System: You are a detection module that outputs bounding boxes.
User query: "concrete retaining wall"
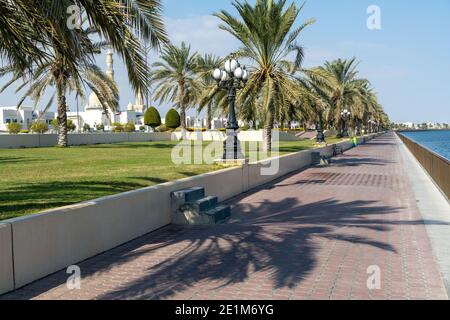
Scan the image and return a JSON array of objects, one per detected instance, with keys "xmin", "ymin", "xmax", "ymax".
[
  {"xmin": 0, "ymin": 133, "xmax": 383, "ymax": 295},
  {"xmin": 0, "ymin": 223, "xmax": 14, "ymax": 294},
  {"xmin": 0, "ymin": 132, "xmax": 173, "ymax": 149}
]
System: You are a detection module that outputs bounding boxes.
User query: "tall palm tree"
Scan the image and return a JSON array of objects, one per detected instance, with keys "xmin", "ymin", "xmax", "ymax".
[
  {"xmin": 151, "ymin": 42, "xmax": 201, "ymax": 129},
  {"xmin": 319, "ymin": 58, "xmax": 367, "ymax": 136},
  {"xmin": 0, "ymin": 0, "xmax": 168, "ymax": 146},
  {"xmin": 215, "ymin": 0, "xmax": 315, "ymax": 151}
]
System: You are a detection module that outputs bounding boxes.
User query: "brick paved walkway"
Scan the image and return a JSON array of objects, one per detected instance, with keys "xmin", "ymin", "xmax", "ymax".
[{"xmin": 2, "ymin": 133, "xmax": 448, "ymax": 300}]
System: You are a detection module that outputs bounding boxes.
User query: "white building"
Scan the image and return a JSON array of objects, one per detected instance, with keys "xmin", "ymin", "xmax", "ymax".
[{"xmin": 0, "ymin": 106, "xmax": 55, "ymax": 132}]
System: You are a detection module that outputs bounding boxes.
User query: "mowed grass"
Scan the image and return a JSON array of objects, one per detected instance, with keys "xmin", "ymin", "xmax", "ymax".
[{"xmin": 0, "ymin": 137, "xmax": 345, "ymax": 220}]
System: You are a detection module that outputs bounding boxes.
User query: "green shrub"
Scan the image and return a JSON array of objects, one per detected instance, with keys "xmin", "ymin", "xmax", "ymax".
[
  {"xmin": 144, "ymin": 107, "xmax": 161, "ymax": 129},
  {"xmin": 139, "ymin": 125, "xmax": 146, "ymax": 132},
  {"xmin": 165, "ymin": 108, "xmax": 181, "ymax": 129},
  {"xmin": 186, "ymin": 127, "xmax": 206, "ymax": 132},
  {"xmin": 51, "ymin": 119, "xmax": 59, "ymax": 130},
  {"xmin": 83, "ymin": 123, "xmax": 91, "ymax": 132},
  {"xmin": 20, "ymin": 130, "xmax": 29, "ymax": 134},
  {"xmin": 112, "ymin": 122, "xmax": 124, "ymax": 133},
  {"xmin": 156, "ymin": 125, "xmax": 168, "ymax": 133},
  {"xmin": 96, "ymin": 123, "xmax": 105, "ymax": 132},
  {"xmin": 7, "ymin": 122, "xmax": 21, "ymax": 134},
  {"xmin": 51, "ymin": 119, "xmax": 76, "ymax": 132},
  {"xmin": 67, "ymin": 120, "xmax": 76, "ymax": 132},
  {"xmin": 30, "ymin": 121, "xmax": 49, "ymax": 134},
  {"xmin": 124, "ymin": 122, "xmax": 136, "ymax": 132}
]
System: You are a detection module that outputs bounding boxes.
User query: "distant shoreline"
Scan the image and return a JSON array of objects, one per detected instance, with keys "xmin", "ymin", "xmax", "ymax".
[{"xmin": 397, "ymin": 129, "xmax": 450, "ymax": 133}]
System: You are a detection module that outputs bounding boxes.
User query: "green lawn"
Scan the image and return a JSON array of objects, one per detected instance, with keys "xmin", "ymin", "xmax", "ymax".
[{"xmin": 0, "ymin": 137, "xmax": 345, "ymax": 220}]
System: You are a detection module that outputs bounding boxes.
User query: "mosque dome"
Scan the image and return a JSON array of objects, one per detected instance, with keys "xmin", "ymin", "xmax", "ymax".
[{"xmin": 86, "ymin": 92, "xmax": 102, "ymax": 110}]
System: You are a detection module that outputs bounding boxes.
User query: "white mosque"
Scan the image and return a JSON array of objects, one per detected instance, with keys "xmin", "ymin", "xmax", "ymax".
[{"xmin": 67, "ymin": 51, "xmax": 146, "ymax": 131}]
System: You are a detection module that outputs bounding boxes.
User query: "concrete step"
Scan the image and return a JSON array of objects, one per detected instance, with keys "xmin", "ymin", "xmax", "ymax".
[
  {"xmin": 204, "ymin": 205, "xmax": 231, "ymax": 224},
  {"xmin": 171, "ymin": 187, "xmax": 205, "ymax": 206},
  {"xmin": 181, "ymin": 196, "xmax": 219, "ymax": 213}
]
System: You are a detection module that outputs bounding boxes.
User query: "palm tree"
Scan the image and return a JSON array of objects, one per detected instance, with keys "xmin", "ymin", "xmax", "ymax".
[
  {"xmin": 0, "ymin": 28, "xmax": 119, "ymax": 134},
  {"xmin": 0, "ymin": 0, "xmax": 168, "ymax": 146},
  {"xmin": 151, "ymin": 42, "xmax": 201, "ymax": 129},
  {"xmin": 319, "ymin": 58, "xmax": 368, "ymax": 136},
  {"xmin": 215, "ymin": 0, "xmax": 315, "ymax": 151}
]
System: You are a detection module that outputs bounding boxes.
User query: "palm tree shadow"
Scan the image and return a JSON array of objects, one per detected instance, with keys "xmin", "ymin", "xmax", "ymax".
[
  {"xmin": 4, "ymin": 195, "xmax": 449, "ymax": 301},
  {"xmin": 91, "ymin": 197, "xmax": 406, "ymax": 300}
]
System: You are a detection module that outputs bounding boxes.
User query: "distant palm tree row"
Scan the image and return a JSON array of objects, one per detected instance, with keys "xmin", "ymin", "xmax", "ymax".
[
  {"xmin": 151, "ymin": 0, "xmax": 389, "ymax": 151},
  {"xmin": 0, "ymin": 0, "xmax": 389, "ymax": 150}
]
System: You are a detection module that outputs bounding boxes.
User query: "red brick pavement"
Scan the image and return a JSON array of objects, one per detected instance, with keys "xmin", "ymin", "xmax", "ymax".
[{"xmin": 2, "ymin": 133, "xmax": 448, "ymax": 300}]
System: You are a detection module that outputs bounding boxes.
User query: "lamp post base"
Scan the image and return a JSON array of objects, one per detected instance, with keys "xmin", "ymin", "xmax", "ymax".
[
  {"xmin": 316, "ymin": 127, "xmax": 326, "ymax": 143},
  {"xmin": 222, "ymin": 129, "xmax": 245, "ymax": 160}
]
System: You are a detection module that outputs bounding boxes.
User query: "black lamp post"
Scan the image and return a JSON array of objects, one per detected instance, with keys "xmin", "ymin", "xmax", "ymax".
[
  {"xmin": 316, "ymin": 122, "xmax": 326, "ymax": 143},
  {"xmin": 368, "ymin": 120, "xmax": 374, "ymax": 133},
  {"xmin": 340, "ymin": 109, "xmax": 351, "ymax": 138},
  {"xmin": 213, "ymin": 59, "xmax": 249, "ymax": 160}
]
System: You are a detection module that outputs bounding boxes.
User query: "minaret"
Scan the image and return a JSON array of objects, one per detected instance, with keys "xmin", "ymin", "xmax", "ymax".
[
  {"xmin": 106, "ymin": 50, "xmax": 114, "ymax": 80},
  {"xmin": 134, "ymin": 90, "xmax": 145, "ymax": 113}
]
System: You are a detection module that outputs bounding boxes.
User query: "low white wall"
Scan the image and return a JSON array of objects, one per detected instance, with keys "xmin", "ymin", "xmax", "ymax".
[
  {"xmin": 0, "ymin": 223, "xmax": 14, "ymax": 294},
  {"xmin": 0, "ymin": 132, "xmax": 173, "ymax": 149},
  {"xmin": 171, "ymin": 130, "xmax": 300, "ymax": 142},
  {"xmin": 0, "ymin": 133, "xmax": 384, "ymax": 295}
]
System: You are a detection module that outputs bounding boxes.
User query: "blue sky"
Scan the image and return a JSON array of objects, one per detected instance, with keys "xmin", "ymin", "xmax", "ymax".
[{"xmin": 1, "ymin": 0, "xmax": 450, "ymax": 123}]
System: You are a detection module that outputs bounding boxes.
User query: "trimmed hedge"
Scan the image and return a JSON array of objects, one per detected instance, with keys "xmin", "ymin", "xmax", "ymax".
[
  {"xmin": 144, "ymin": 107, "xmax": 162, "ymax": 129},
  {"xmin": 165, "ymin": 108, "xmax": 181, "ymax": 129}
]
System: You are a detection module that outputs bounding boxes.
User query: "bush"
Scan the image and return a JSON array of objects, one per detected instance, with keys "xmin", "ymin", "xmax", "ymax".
[
  {"xmin": 7, "ymin": 122, "xmax": 21, "ymax": 134},
  {"xmin": 144, "ymin": 107, "xmax": 162, "ymax": 129},
  {"xmin": 186, "ymin": 127, "xmax": 206, "ymax": 132},
  {"xmin": 124, "ymin": 122, "xmax": 136, "ymax": 132},
  {"xmin": 67, "ymin": 120, "xmax": 76, "ymax": 132},
  {"xmin": 51, "ymin": 119, "xmax": 76, "ymax": 132},
  {"xmin": 165, "ymin": 108, "xmax": 181, "ymax": 129},
  {"xmin": 139, "ymin": 125, "xmax": 146, "ymax": 132},
  {"xmin": 83, "ymin": 123, "xmax": 91, "ymax": 132},
  {"xmin": 30, "ymin": 121, "xmax": 49, "ymax": 134},
  {"xmin": 112, "ymin": 122, "xmax": 124, "ymax": 133},
  {"xmin": 156, "ymin": 125, "xmax": 168, "ymax": 133},
  {"xmin": 96, "ymin": 123, "xmax": 105, "ymax": 132},
  {"xmin": 20, "ymin": 130, "xmax": 29, "ymax": 134}
]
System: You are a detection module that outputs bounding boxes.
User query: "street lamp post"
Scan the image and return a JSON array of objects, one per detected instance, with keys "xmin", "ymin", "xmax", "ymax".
[
  {"xmin": 213, "ymin": 59, "xmax": 249, "ymax": 160},
  {"xmin": 316, "ymin": 122, "xmax": 326, "ymax": 143},
  {"xmin": 368, "ymin": 120, "xmax": 374, "ymax": 133},
  {"xmin": 340, "ymin": 109, "xmax": 351, "ymax": 138}
]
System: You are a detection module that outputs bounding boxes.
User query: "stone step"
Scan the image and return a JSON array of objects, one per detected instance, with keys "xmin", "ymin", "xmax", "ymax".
[
  {"xmin": 204, "ymin": 205, "xmax": 231, "ymax": 224},
  {"xmin": 171, "ymin": 187, "xmax": 205, "ymax": 206},
  {"xmin": 181, "ymin": 196, "xmax": 219, "ymax": 213}
]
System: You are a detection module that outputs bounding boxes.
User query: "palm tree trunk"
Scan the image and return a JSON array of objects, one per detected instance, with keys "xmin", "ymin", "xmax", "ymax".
[
  {"xmin": 206, "ymin": 104, "xmax": 212, "ymax": 130},
  {"xmin": 56, "ymin": 75, "xmax": 68, "ymax": 147},
  {"xmin": 180, "ymin": 106, "xmax": 186, "ymax": 129},
  {"xmin": 263, "ymin": 113, "xmax": 274, "ymax": 152},
  {"xmin": 178, "ymin": 81, "xmax": 187, "ymax": 129}
]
